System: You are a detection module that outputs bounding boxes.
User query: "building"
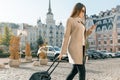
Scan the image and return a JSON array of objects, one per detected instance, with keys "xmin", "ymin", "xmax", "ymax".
[
  {"xmin": 36, "ymin": 0, "xmax": 64, "ymax": 47},
  {"xmin": 86, "ymin": 5, "xmax": 120, "ymax": 52},
  {"xmin": 0, "ymin": 0, "xmax": 64, "ymax": 49}
]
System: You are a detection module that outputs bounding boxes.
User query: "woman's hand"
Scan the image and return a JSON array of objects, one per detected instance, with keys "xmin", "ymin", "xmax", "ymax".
[
  {"xmin": 57, "ymin": 54, "xmax": 63, "ymax": 61},
  {"xmin": 90, "ymin": 25, "xmax": 96, "ymax": 31},
  {"xmin": 86, "ymin": 25, "xmax": 97, "ymax": 37}
]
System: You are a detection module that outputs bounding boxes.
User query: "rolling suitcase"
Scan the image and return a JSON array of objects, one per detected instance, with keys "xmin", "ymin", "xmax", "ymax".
[{"xmin": 29, "ymin": 59, "xmax": 60, "ymax": 80}]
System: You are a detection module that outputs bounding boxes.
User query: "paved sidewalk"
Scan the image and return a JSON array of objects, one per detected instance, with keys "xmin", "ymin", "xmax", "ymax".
[{"xmin": 0, "ymin": 58, "xmax": 120, "ymax": 80}]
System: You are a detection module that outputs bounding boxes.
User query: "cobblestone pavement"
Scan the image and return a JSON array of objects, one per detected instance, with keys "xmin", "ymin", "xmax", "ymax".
[{"xmin": 0, "ymin": 58, "xmax": 120, "ymax": 80}]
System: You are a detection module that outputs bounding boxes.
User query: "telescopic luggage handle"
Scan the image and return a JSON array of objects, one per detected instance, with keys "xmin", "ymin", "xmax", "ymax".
[{"xmin": 47, "ymin": 58, "xmax": 60, "ymax": 75}]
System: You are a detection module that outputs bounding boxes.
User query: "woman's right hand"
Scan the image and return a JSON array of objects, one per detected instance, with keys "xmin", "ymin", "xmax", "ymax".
[{"xmin": 57, "ymin": 54, "xmax": 63, "ymax": 61}]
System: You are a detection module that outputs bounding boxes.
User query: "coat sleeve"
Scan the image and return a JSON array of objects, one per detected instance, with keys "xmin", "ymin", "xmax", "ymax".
[{"xmin": 60, "ymin": 18, "xmax": 72, "ymax": 55}]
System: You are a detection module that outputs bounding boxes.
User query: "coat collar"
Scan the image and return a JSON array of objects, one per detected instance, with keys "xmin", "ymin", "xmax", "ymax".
[{"xmin": 75, "ymin": 17, "xmax": 85, "ymax": 25}]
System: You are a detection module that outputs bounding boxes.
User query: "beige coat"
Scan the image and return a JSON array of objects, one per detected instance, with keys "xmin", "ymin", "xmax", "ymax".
[{"xmin": 61, "ymin": 17, "xmax": 92, "ymax": 64}]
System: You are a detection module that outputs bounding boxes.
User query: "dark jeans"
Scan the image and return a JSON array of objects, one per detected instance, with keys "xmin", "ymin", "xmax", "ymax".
[
  {"xmin": 66, "ymin": 64, "xmax": 86, "ymax": 80},
  {"xmin": 66, "ymin": 46, "xmax": 86, "ymax": 80}
]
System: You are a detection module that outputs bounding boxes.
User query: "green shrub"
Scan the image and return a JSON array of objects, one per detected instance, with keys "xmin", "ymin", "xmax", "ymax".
[
  {"xmin": 0, "ymin": 53, "xmax": 10, "ymax": 58},
  {"xmin": 0, "ymin": 53, "xmax": 37, "ymax": 58},
  {"xmin": 0, "ymin": 48, "xmax": 3, "ymax": 53}
]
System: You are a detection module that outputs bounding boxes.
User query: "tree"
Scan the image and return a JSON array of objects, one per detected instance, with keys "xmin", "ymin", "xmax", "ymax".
[
  {"xmin": 2, "ymin": 26, "xmax": 12, "ymax": 46},
  {"xmin": 37, "ymin": 36, "xmax": 44, "ymax": 48},
  {"xmin": 30, "ymin": 43, "xmax": 34, "ymax": 50},
  {"xmin": 0, "ymin": 34, "xmax": 2, "ymax": 44}
]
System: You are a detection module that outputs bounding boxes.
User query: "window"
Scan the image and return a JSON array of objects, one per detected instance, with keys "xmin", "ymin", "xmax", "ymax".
[
  {"xmin": 110, "ymin": 40, "xmax": 113, "ymax": 44},
  {"xmin": 108, "ymin": 19, "xmax": 111, "ymax": 23},
  {"xmin": 102, "ymin": 26, "xmax": 107, "ymax": 31},
  {"xmin": 50, "ymin": 26, "xmax": 53, "ymax": 30},
  {"xmin": 91, "ymin": 42, "xmax": 94, "ymax": 45},
  {"xmin": 117, "ymin": 23, "xmax": 120, "ymax": 28},
  {"xmin": 50, "ymin": 30, "xmax": 53, "ymax": 34},
  {"xmin": 108, "ymin": 25, "xmax": 113, "ymax": 30},
  {"xmin": 109, "ymin": 18, "xmax": 113, "ymax": 22},
  {"xmin": 104, "ymin": 35, "xmax": 106, "ymax": 37},
  {"xmin": 99, "ymin": 21, "xmax": 102, "ymax": 24},
  {"xmin": 97, "ymin": 27, "xmax": 101, "ymax": 32},
  {"xmin": 56, "ymin": 32, "xmax": 58, "ymax": 34},
  {"xmin": 96, "ymin": 21, "xmax": 102, "ymax": 25},
  {"xmin": 49, "ymin": 47, "xmax": 54, "ymax": 51},
  {"xmin": 109, "ymin": 34, "xmax": 112, "ymax": 37},
  {"xmin": 119, "ymin": 48, "xmax": 120, "ymax": 51},
  {"xmin": 117, "ymin": 16, "xmax": 120, "ymax": 21},
  {"xmin": 118, "ymin": 39, "xmax": 120, "ymax": 43},
  {"xmin": 56, "ymin": 39, "xmax": 58, "ymax": 42},
  {"xmin": 98, "ymin": 41, "xmax": 101, "ymax": 44},
  {"xmin": 103, "ymin": 20, "xmax": 107, "ymax": 24},
  {"xmin": 110, "ymin": 48, "xmax": 112, "ymax": 52},
  {"xmin": 104, "ymin": 41, "xmax": 107, "ymax": 44},
  {"xmin": 118, "ymin": 33, "xmax": 120, "ymax": 35}
]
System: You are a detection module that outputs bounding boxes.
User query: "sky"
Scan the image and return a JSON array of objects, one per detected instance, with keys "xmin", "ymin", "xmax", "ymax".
[{"xmin": 0, "ymin": 0, "xmax": 120, "ymax": 26}]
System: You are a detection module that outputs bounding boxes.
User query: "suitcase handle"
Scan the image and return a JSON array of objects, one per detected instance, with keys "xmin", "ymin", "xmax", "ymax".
[{"xmin": 47, "ymin": 58, "xmax": 60, "ymax": 75}]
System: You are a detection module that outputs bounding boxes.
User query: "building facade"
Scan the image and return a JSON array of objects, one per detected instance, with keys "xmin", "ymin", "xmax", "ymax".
[
  {"xmin": 0, "ymin": 0, "xmax": 64, "ymax": 50},
  {"xmin": 86, "ymin": 5, "xmax": 120, "ymax": 52},
  {"xmin": 36, "ymin": 0, "xmax": 64, "ymax": 47}
]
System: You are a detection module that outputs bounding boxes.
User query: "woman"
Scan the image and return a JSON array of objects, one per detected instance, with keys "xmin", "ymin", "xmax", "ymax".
[{"xmin": 58, "ymin": 2, "xmax": 96, "ymax": 80}]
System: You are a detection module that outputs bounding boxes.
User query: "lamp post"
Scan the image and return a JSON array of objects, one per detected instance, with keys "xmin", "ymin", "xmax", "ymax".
[{"xmin": 19, "ymin": 33, "xmax": 22, "ymax": 58}]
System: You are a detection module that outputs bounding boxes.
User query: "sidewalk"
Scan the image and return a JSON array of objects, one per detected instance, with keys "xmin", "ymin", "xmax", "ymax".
[
  {"xmin": 0, "ymin": 58, "xmax": 120, "ymax": 80},
  {"xmin": 0, "ymin": 58, "xmax": 9, "ymax": 64}
]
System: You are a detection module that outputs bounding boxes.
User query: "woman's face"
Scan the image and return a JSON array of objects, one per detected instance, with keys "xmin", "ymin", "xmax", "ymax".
[{"xmin": 79, "ymin": 7, "xmax": 85, "ymax": 18}]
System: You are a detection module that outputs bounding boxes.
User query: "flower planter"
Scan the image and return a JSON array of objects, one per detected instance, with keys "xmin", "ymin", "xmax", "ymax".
[
  {"xmin": 9, "ymin": 59, "xmax": 20, "ymax": 67},
  {"xmin": 40, "ymin": 59, "xmax": 48, "ymax": 65},
  {"xmin": 25, "ymin": 56, "xmax": 32, "ymax": 62},
  {"xmin": 0, "ymin": 64, "xmax": 5, "ymax": 68}
]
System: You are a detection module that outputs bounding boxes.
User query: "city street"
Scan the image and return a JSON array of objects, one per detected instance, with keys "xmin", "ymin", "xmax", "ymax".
[{"xmin": 0, "ymin": 58, "xmax": 120, "ymax": 80}]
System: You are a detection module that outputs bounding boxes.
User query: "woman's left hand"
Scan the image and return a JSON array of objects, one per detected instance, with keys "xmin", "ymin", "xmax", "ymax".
[{"xmin": 90, "ymin": 25, "xmax": 96, "ymax": 31}]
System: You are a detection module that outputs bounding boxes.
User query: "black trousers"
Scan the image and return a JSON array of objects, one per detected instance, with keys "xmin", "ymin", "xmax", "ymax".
[
  {"xmin": 66, "ymin": 46, "xmax": 86, "ymax": 80},
  {"xmin": 66, "ymin": 64, "xmax": 86, "ymax": 80}
]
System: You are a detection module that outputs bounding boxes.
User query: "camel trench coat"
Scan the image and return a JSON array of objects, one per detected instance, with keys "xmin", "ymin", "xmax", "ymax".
[{"xmin": 61, "ymin": 17, "xmax": 92, "ymax": 64}]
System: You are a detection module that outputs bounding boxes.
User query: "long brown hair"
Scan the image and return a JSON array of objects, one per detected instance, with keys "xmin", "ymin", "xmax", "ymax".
[{"xmin": 70, "ymin": 3, "xmax": 86, "ymax": 20}]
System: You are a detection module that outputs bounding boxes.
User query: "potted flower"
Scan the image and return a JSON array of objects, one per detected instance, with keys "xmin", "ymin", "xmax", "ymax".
[
  {"xmin": 9, "ymin": 36, "xmax": 21, "ymax": 67},
  {"xmin": 25, "ymin": 42, "xmax": 32, "ymax": 62}
]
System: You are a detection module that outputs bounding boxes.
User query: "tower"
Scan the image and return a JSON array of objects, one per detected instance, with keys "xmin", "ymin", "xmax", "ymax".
[{"xmin": 46, "ymin": 0, "xmax": 55, "ymax": 25}]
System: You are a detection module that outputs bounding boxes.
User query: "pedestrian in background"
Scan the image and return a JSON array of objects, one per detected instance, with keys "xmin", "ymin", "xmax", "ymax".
[{"xmin": 58, "ymin": 2, "xmax": 96, "ymax": 80}]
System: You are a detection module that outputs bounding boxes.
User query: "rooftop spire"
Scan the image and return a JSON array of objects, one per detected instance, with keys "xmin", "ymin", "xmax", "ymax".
[{"xmin": 47, "ymin": 0, "xmax": 53, "ymax": 15}]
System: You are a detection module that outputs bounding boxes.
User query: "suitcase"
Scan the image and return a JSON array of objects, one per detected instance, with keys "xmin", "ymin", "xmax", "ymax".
[{"xmin": 29, "ymin": 59, "xmax": 60, "ymax": 80}]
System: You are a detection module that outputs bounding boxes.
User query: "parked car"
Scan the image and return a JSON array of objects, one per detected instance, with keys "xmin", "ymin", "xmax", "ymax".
[
  {"xmin": 95, "ymin": 51, "xmax": 108, "ymax": 59},
  {"xmin": 45, "ymin": 45, "xmax": 58, "ymax": 60},
  {"xmin": 86, "ymin": 50, "xmax": 100, "ymax": 59},
  {"xmin": 100, "ymin": 50, "xmax": 116, "ymax": 58},
  {"xmin": 86, "ymin": 50, "xmax": 108, "ymax": 59},
  {"xmin": 115, "ymin": 51, "xmax": 120, "ymax": 57},
  {"xmin": 38, "ymin": 45, "xmax": 67, "ymax": 61},
  {"xmin": 53, "ymin": 46, "xmax": 68, "ymax": 61}
]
